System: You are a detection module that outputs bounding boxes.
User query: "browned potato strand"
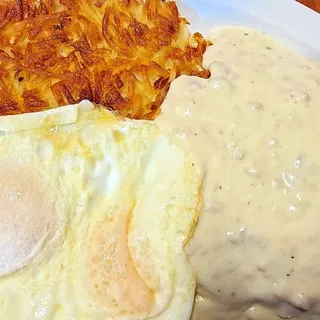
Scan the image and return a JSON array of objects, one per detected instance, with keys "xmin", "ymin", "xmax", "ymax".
[{"xmin": 0, "ymin": 0, "xmax": 211, "ymax": 119}]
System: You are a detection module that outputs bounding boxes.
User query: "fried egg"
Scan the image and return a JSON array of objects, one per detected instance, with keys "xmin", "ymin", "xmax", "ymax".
[{"xmin": 0, "ymin": 100, "xmax": 202, "ymax": 320}]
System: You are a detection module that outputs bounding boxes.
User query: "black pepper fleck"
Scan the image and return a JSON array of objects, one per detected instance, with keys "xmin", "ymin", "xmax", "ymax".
[
  {"xmin": 231, "ymin": 292, "xmax": 235, "ymax": 296},
  {"xmin": 291, "ymin": 256, "xmax": 295, "ymax": 259},
  {"xmin": 18, "ymin": 77, "xmax": 24, "ymax": 82},
  {"xmin": 287, "ymin": 274, "xmax": 290, "ymax": 277},
  {"xmin": 244, "ymin": 33, "xmax": 249, "ymax": 36},
  {"xmin": 219, "ymin": 186, "xmax": 222, "ymax": 190},
  {"xmin": 192, "ymin": 163, "xmax": 195, "ymax": 167},
  {"xmin": 266, "ymin": 46, "xmax": 272, "ymax": 50}
]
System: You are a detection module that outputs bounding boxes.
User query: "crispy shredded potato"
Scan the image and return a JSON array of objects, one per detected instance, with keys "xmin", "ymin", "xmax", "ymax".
[{"xmin": 0, "ymin": 0, "xmax": 211, "ymax": 119}]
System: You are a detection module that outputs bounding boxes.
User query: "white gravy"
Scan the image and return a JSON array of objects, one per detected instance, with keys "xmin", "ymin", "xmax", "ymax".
[{"xmin": 155, "ymin": 26, "xmax": 320, "ymax": 320}]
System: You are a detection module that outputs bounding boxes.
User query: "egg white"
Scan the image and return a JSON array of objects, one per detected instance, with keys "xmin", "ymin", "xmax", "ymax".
[{"xmin": 0, "ymin": 100, "xmax": 202, "ymax": 320}]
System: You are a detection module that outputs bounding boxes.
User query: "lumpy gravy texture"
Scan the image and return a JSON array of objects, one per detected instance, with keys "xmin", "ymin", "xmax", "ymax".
[{"xmin": 156, "ymin": 26, "xmax": 320, "ymax": 320}]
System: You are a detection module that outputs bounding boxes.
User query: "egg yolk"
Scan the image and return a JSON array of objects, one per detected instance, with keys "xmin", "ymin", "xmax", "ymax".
[
  {"xmin": 86, "ymin": 207, "xmax": 154, "ymax": 317},
  {"xmin": 0, "ymin": 165, "xmax": 56, "ymax": 276}
]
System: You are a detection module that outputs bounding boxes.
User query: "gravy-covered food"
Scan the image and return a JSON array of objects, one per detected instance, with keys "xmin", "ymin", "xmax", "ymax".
[
  {"xmin": 156, "ymin": 26, "xmax": 320, "ymax": 319},
  {"xmin": 2, "ymin": 0, "xmax": 320, "ymax": 318}
]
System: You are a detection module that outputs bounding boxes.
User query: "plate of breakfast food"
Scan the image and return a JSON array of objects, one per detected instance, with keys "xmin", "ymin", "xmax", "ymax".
[{"xmin": 0, "ymin": 0, "xmax": 319, "ymax": 319}]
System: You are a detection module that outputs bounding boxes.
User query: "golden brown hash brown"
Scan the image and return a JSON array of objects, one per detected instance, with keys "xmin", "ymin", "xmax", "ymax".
[{"xmin": 0, "ymin": 0, "xmax": 211, "ymax": 119}]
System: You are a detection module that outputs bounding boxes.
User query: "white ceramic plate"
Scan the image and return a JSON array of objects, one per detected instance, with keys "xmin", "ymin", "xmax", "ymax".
[{"xmin": 180, "ymin": 0, "xmax": 320, "ymax": 60}]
